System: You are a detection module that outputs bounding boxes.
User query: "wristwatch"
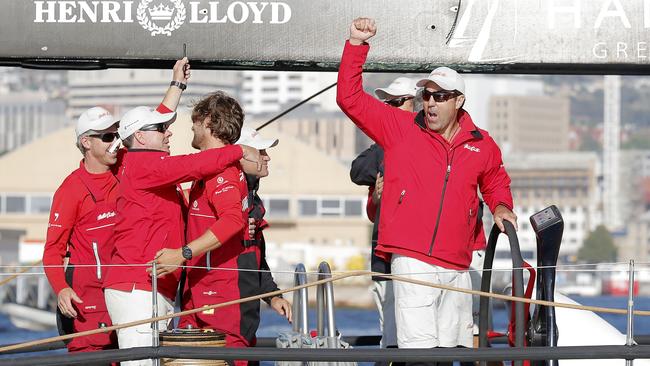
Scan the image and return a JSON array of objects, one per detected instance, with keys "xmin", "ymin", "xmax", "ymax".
[
  {"xmin": 170, "ymin": 80, "xmax": 187, "ymax": 90},
  {"xmin": 181, "ymin": 245, "xmax": 193, "ymax": 260}
]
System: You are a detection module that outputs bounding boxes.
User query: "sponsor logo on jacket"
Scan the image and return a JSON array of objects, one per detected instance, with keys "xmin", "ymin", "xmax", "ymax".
[
  {"xmin": 96, "ymin": 211, "xmax": 116, "ymax": 221},
  {"xmin": 464, "ymin": 143, "xmax": 480, "ymax": 153}
]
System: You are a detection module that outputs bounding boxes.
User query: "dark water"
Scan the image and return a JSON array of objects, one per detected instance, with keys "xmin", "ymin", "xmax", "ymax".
[{"xmin": 1, "ymin": 296, "xmax": 649, "ymax": 361}]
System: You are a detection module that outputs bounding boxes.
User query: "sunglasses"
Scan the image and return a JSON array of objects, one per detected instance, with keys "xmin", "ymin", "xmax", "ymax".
[
  {"xmin": 422, "ymin": 89, "xmax": 458, "ymax": 103},
  {"xmin": 88, "ymin": 132, "xmax": 119, "ymax": 143},
  {"xmin": 140, "ymin": 123, "xmax": 170, "ymax": 133},
  {"xmin": 384, "ymin": 97, "xmax": 413, "ymax": 108}
]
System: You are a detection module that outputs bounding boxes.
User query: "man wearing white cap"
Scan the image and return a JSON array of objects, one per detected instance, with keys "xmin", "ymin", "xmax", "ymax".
[
  {"xmin": 349, "ymin": 76, "xmax": 418, "ymax": 351},
  {"xmin": 103, "ymin": 98, "xmax": 262, "ymax": 362},
  {"xmin": 337, "ymin": 18, "xmax": 517, "ymax": 362},
  {"xmin": 42, "ymin": 106, "xmax": 121, "ymax": 353},
  {"xmin": 236, "ymin": 126, "xmax": 291, "ymax": 327}
]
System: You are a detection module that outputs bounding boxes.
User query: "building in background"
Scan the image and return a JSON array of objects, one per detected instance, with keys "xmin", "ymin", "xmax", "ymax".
[
  {"xmin": 490, "ymin": 95, "xmax": 570, "ymax": 154},
  {"xmin": 503, "ymin": 152, "xmax": 599, "ymax": 260},
  {"xmin": 618, "ymin": 150, "xmax": 650, "ymax": 263},
  {"xmin": 463, "ymin": 75, "xmax": 545, "ymax": 130},
  {"xmin": 619, "ymin": 150, "xmax": 650, "ymax": 222},
  {"xmin": 0, "ymin": 92, "xmax": 67, "ymax": 155},
  {"xmin": 241, "ymin": 71, "xmax": 338, "ymax": 115},
  {"xmin": 620, "ymin": 211, "xmax": 650, "ymax": 264},
  {"xmin": 67, "ymin": 69, "xmax": 240, "ymax": 118},
  {"xmin": 248, "ymin": 105, "xmax": 363, "ymax": 164}
]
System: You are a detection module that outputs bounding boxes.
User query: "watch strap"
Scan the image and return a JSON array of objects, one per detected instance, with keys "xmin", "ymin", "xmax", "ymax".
[{"xmin": 170, "ymin": 80, "xmax": 187, "ymax": 91}]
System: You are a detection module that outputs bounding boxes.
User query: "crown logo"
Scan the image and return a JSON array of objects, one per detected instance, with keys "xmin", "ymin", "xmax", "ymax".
[
  {"xmin": 137, "ymin": 0, "xmax": 186, "ymax": 37},
  {"xmin": 148, "ymin": 3, "xmax": 174, "ymax": 20}
]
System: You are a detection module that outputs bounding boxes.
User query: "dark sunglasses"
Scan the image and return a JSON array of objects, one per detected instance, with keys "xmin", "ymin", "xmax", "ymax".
[
  {"xmin": 88, "ymin": 132, "xmax": 119, "ymax": 143},
  {"xmin": 140, "ymin": 123, "xmax": 170, "ymax": 133},
  {"xmin": 422, "ymin": 89, "xmax": 458, "ymax": 103},
  {"xmin": 384, "ymin": 96, "xmax": 413, "ymax": 108}
]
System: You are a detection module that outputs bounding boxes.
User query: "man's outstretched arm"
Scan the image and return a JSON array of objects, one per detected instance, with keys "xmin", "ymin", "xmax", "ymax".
[{"xmin": 160, "ymin": 57, "xmax": 191, "ymax": 112}]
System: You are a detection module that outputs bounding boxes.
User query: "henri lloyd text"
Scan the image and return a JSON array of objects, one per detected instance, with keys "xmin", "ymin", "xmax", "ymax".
[{"xmin": 34, "ymin": 0, "xmax": 291, "ymax": 35}]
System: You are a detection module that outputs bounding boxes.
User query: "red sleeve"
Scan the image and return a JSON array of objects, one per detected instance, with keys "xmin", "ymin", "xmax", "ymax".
[
  {"xmin": 42, "ymin": 180, "xmax": 80, "ymax": 294},
  {"xmin": 136, "ymin": 145, "xmax": 244, "ymax": 190},
  {"xmin": 336, "ymin": 41, "xmax": 413, "ymax": 149},
  {"xmin": 207, "ymin": 169, "xmax": 245, "ymax": 245},
  {"xmin": 156, "ymin": 103, "xmax": 173, "ymax": 114},
  {"xmin": 479, "ymin": 138, "xmax": 514, "ymax": 213},
  {"xmin": 366, "ymin": 186, "xmax": 377, "ymax": 223}
]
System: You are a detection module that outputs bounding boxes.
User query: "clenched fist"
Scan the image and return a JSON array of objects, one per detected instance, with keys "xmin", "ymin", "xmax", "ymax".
[{"xmin": 349, "ymin": 17, "xmax": 377, "ymax": 45}]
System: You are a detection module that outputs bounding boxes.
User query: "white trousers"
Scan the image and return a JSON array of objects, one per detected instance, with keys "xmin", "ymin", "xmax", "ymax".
[
  {"xmin": 371, "ymin": 280, "xmax": 397, "ymax": 348},
  {"xmin": 392, "ymin": 254, "xmax": 473, "ymax": 348},
  {"xmin": 105, "ymin": 288, "xmax": 174, "ymax": 366}
]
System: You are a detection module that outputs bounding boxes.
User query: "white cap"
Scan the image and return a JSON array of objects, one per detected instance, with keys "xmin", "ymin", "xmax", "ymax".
[
  {"xmin": 374, "ymin": 77, "xmax": 418, "ymax": 100},
  {"xmin": 118, "ymin": 106, "xmax": 176, "ymax": 139},
  {"xmin": 416, "ymin": 67, "xmax": 465, "ymax": 94},
  {"xmin": 236, "ymin": 126, "xmax": 279, "ymax": 149},
  {"xmin": 75, "ymin": 107, "xmax": 117, "ymax": 137}
]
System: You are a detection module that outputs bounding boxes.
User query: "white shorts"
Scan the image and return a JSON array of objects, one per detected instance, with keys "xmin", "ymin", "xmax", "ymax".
[
  {"xmin": 371, "ymin": 280, "xmax": 397, "ymax": 348},
  {"xmin": 392, "ymin": 254, "xmax": 473, "ymax": 348},
  {"xmin": 105, "ymin": 287, "xmax": 174, "ymax": 366}
]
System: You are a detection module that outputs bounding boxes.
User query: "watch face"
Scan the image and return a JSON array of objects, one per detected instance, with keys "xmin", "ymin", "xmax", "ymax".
[{"xmin": 182, "ymin": 246, "xmax": 192, "ymax": 260}]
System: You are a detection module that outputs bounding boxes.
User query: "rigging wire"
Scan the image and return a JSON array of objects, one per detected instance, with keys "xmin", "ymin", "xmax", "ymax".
[{"xmin": 255, "ymin": 82, "xmax": 337, "ymax": 131}]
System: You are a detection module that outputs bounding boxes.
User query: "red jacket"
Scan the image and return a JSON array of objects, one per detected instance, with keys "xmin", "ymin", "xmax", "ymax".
[
  {"xmin": 185, "ymin": 165, "xmax": 248, "ymax": 273},
  {"xmin": 181, "ymin": 165, "xmax": 253, "ymax": 342},
  {"xmin": 43, "ymin": 163, "xmax": 119, "ymax": 294},
  {"xmin": 336, "ymin": 41, "xmax": 513, "ymax": 270},
  {"xmin": 104, "ymin": 145, "xmax": 243, "ymax": 299}
]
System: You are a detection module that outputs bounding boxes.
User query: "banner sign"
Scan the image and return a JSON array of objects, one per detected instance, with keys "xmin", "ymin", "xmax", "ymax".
[{"xmin": 1, "ymin": 0, "xmax": 649, "ymax": 73}]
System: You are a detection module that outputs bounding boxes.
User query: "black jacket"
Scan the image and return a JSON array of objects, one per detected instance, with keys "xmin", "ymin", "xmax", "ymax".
[
  {"xmin": 246, "ymin": 174, "xmax": 282, "ymax": 304},
  {"xmin": 349, "ymin": 144, "xmax": 390, "ymax": 279}
]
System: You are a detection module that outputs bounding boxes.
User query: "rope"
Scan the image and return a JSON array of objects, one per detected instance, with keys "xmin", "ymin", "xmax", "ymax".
[
  {"xmin": 1, "ymin": 270, "xmax": 649, "ymax": 354},
  {"xmin": 0, "ymin": 270, "xmax": 366, "ymax": 354},
  {"xmin": 0, "ymin": 260, "xmax": 42, "ymax": 287},
  {"xmin": 1, "ymin": 260, "xmax": 646, "ymax": 276}
]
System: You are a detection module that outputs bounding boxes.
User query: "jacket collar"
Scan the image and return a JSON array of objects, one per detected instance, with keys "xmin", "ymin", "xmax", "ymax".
[
  {"xmin": 127, "ymin": 148, "xmax": 170, "ymax": 154},
  {"xmin": 414, "ymin": 109, "xmax": 483, "ymax": 142}
]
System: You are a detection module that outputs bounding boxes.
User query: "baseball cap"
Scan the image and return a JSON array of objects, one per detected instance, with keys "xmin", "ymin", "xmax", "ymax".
[
  {"xmin": 374, "ymin": 77, "xmax": 418, "ymax": 100},
  {"xmin": 416, "ymin": 67, "xmax": 465, "ymax": 94},
  {"xmin": 236, "ymin": 126, "xmax": 279, "ymax": 149},
  {"xmin": 118, "ymin": 106, "xmax": 176, "ymax": 139},
  {"xmin": 75, "ymin": 107, "xmax": 118, "ymax": 137}
]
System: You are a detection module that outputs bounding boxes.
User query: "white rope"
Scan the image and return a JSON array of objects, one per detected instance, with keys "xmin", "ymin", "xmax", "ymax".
[{"xmin": 0, "ymin": 260, "xmax": 648, "ymax": 277}]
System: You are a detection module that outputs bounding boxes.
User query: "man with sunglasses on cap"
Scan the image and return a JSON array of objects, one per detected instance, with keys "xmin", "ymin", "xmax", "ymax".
[
  {"xmin": 103, "ymin": 103, "xmax": 262, "ymax": 363},
  {"xmin": 349, "ymin": 76, "xmax": 417, "ymax": 352},
  {"xmin": 337, "ymin": 18, "xmax": 516, "ymax": 365},
  {"xmin": 42, "ymin": 107, "xmax": 121, "ymax": 354},
  {"xmin": 42, "ymin": 57, "xmax": 193, "ymax": 356}
]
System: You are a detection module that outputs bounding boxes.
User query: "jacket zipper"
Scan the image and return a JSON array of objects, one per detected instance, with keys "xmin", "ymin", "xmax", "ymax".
[
  {"xmin": 398, "ymin": 190, "xmax": 406, "ymax": 204},
  {"xmin": 92, "ymin": 242, "xmax": 102, "ymax": 279},
  {"xmin": 426, "ymin": 130, "xmax": 478, "ymax": 255},
  {"xmin": 206, "ymin": 251, "xmax": 211, "ymax": 271},
  {"xmin": 428, "ymin": 163, "xmax": 451, "ymax": 256}
]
